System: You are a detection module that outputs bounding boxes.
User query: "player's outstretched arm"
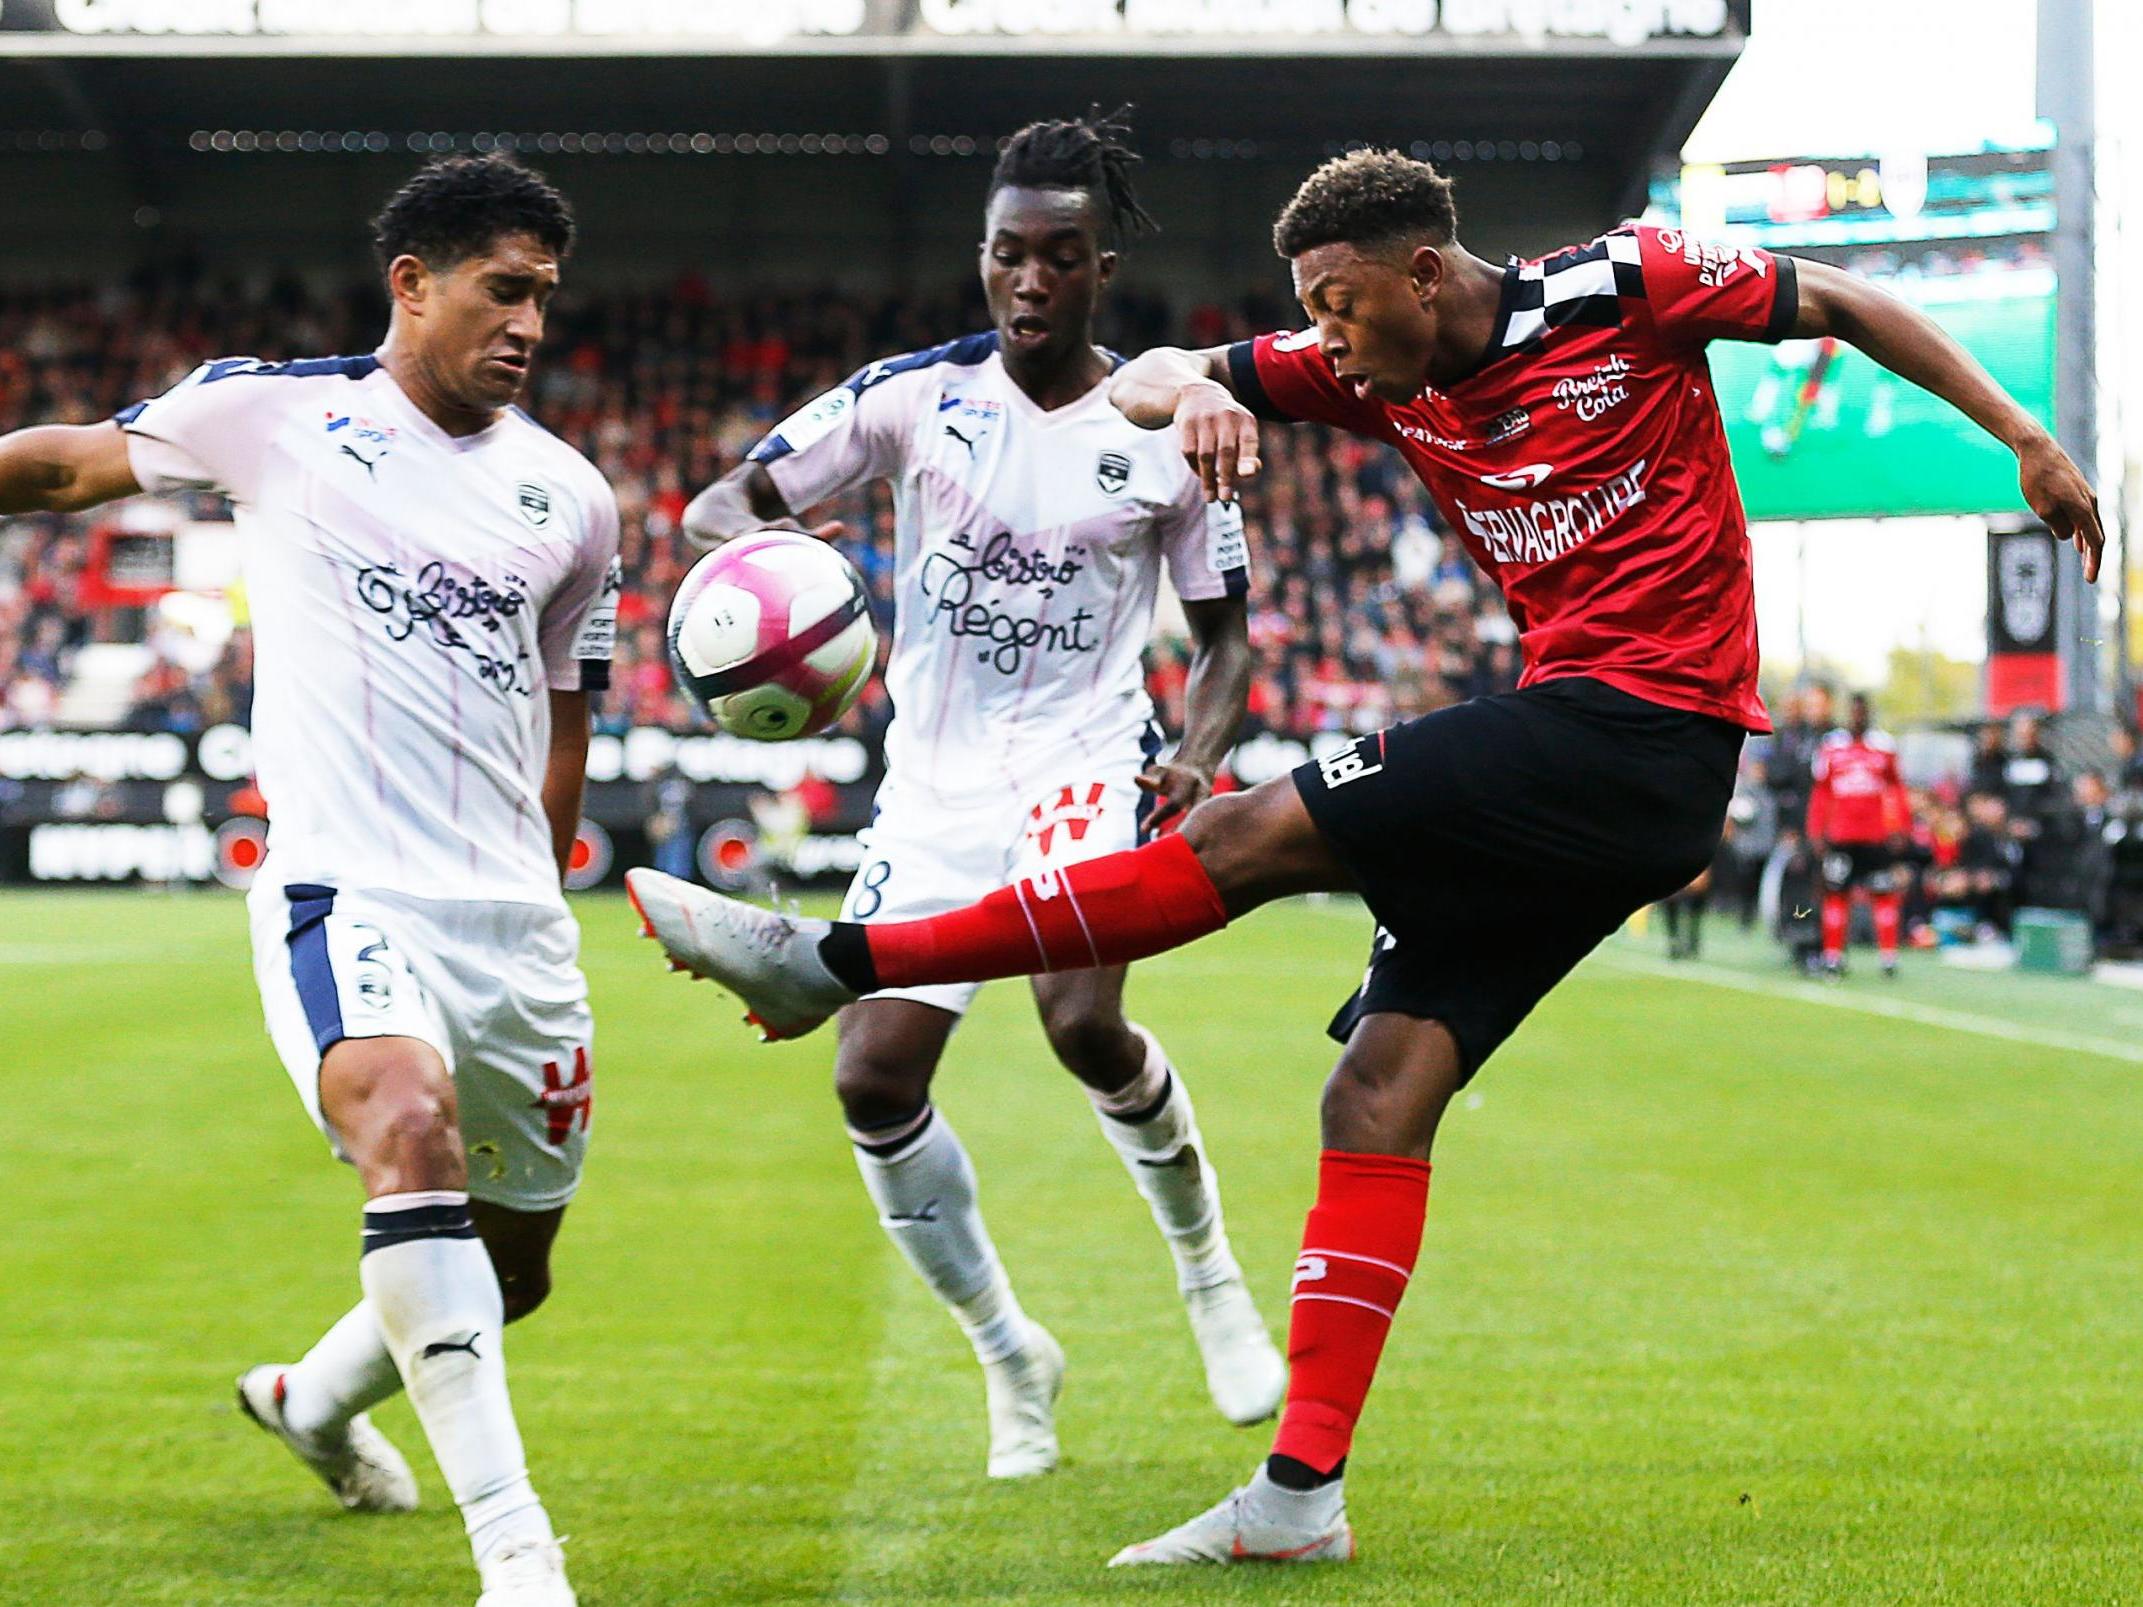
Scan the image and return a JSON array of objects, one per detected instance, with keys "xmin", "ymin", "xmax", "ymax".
[
  {"xmin": 682, "ymin": 461, "xmax": 845, "ymax": 550},
  {"xmin": 1790, "ymin": 259, "xmax": 2103, "ymax": 582},
  {"xmin": 1109, "ymin": 345, "xmax": 1261, "ymax": 503},
  {"xmin": 0, "ymin": 421, "xmax": 143, "ymax": 516}
]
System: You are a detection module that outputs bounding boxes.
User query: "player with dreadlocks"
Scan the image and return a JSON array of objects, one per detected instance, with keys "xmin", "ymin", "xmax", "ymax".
[{"xmin": 674, "ymin": 109, "xmax": 1283, "ymax": 1477}]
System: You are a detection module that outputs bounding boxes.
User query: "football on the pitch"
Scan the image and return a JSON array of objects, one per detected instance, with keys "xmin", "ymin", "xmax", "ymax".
[{"xmin": 666, "ymin": 533, "xmax": 877, "ymax": 741}]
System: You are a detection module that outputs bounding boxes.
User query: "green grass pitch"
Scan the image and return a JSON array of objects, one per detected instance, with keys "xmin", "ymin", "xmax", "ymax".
[{"xmin": 2, "ymin": 889, "xmax": 2138, "ymax": 1605}]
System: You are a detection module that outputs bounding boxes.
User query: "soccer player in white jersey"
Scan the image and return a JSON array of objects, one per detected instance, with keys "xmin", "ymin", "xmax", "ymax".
[
  {"xmin": 0, "ymin": 157, "xmax": 616, "ymax": 1607},
  {"xmin": 659, "ymin": 110, "xmax": 1285, "ymax": 1477}
]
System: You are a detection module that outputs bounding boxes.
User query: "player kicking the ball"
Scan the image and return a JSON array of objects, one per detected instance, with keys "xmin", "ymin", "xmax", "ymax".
[
  {"xmin": 629, "ymin": 147, "xmax": 2102, "ymax": 1567},
  {"xmin": 0, "ymin": 157, "xmax": 617, "ymax": 1607},
  {"xmin": 667, "ymin": 108, "xmax": 1283, "ymax": 1477}
]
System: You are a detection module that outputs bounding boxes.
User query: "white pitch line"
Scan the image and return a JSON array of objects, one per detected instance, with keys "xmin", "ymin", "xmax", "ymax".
[
  {"xmin": 1593, "ymin": 947, "xmax": 2143, "ymax": 1068},
  {"xmin": 0, "ymin": 943, "xmax": 225, "ymax": 965}
]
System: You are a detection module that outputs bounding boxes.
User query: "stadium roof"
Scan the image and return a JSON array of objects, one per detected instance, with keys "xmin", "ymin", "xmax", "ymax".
[{"xmin": 3, "ymin": 35, "xmax": 1744, "ymax": 216}]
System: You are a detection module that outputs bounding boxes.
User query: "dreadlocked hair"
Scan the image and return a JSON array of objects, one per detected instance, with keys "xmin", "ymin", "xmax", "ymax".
[{"xmin": 990, "ymin": 105, "xmax": 1158, "ymax": 246}]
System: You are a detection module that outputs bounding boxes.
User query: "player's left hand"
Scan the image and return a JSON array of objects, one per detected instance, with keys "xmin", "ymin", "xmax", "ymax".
[
  {"xmin": 1136, "ymin": 760, "xmax": 1213, "ymax": 833},
  {"xmin": 2016, "ymin": 433, "xmax": 2103, "ymax": 583}
]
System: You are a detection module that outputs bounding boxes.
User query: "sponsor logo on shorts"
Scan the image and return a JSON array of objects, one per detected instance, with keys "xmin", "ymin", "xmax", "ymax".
[
  {"xmin": 351, "ymin": 926, "xmax": 395, "ymax": 1011},
  {"xmin": 1028, "ymin": 781, "xmax": 1110, "ymax": 857},
  {"xmin": 534, "ymin": 1047, "xmax": 593, "ymax": 1146},
  {"xmin": 1316, "ymin": 737, "xmax": 1384, "ymax": 792}
]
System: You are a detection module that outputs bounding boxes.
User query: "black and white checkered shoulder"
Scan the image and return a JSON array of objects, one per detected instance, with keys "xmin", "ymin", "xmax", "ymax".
[{"xmin": 1499, "ymin": 229, "xmax": 1647, "ymax": 352}]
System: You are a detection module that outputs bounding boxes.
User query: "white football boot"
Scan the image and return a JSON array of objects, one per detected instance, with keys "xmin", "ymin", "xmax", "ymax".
[
  {"xmin": 982, "ymin": 1323, "xmax": 1066, "ymax": 1479},
  {"xmin": 625, "ymin": 867, "xmax": 853, "ymax": 1041},
  {"xmin": 235, "ymin": 1365, "xmax": 419, "ymax": 1514},
  {"xmin": 474, "ymin": 1537, "xmax": 576, "ymax": 1607},
  {"xmin": 1184, "ymin": 1275, "xmax": 1287, "ymax": 1426},
  {"xmin": 1108, "ymin": 1468, "xmax": 1355, "ymax": 1566}
]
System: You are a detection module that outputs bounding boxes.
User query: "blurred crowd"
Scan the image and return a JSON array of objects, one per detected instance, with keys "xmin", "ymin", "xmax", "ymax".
[
  {"xmin": 1700, "ymin": 685, "xmax": 2143, "ymax": 960},
  {"xmin": 0, "ymin": 271, "xmax": 1517, "ymax": 744}
]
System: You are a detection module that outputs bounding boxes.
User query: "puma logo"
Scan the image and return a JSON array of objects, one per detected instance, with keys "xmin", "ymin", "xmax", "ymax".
[
  {"xmin": 886, "ymin": 1199, "xmax": 941, "ymax": 1224},
  {"xmin": 942, "ymin": 423, "xmax": 977, "ymax": 458},
  {"xmin": 340, "ymin": 443, "xmax": 382, "ymax": 479},
  {"xmin": 419, "ymin": 1332, "xmax": 482, "ymax": 1363}
]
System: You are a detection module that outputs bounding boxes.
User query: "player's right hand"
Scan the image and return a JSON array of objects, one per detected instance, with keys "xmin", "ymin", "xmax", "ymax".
[
  {"xmin": 1176, "ymin": 382, "xmax": 1261, "ymax": 504},
  {"xmin": 2016, "ymin": 433, "xmax": 2102, "ymax": 583}
]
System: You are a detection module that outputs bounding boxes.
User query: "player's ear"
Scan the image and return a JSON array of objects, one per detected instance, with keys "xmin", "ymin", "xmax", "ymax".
[
  {"xmin": 386, "ymin": 253, "xmax": 431, "ymax": 317},
  {"xmin": 1096, "ymin": 248, "xmax": 1119, "ymax": 289},
  {"xmin": 1408, "ymin": 244, "xmax": 1445, "ymax": 307}
]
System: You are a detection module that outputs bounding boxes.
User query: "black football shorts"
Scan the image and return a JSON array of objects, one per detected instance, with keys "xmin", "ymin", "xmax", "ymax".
[
  {"xmin": 1292, "ymin": 677, "xmax": 1745, "ymax": 1079},
  {"xmin": 1818, "ymin": 842, "xmax": 1902, "ymax": 893}
]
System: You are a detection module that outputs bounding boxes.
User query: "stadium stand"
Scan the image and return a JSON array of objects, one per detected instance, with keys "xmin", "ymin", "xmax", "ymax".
[{"xmin": 0, "ymin": 273, "xmax": 1519, "ymax": 745}]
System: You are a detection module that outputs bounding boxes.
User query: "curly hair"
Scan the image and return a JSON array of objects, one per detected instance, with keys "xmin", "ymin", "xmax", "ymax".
[
  {"xmin": 1272, "ymin": 149, "xmax": 1458, "ymax": 259},
  {"xmin": 990, "ymin": 105, "xmax": 1158, "ymax": 247},
  {"xmin": 371, "ymin": 155, "xmax": 576, "ymax": 276}
]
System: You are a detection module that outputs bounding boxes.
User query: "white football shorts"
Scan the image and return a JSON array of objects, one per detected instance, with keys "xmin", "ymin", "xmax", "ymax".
[
  {"xmin": 841, "ymin": 724, "xmax": 1165, "ymax": 1016},
  {"xmin": 248, "ymin": 878, "xmax": 594, "ymax": 1212}
]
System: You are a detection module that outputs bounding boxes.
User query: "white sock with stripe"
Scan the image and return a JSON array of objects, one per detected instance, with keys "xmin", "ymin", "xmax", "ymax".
[
  {"xmin": 359, "ymin": 1190, "xmax": 553, "ymax": 1567},
  {"xmin": 1087, "ymin": 1024, "xmax": 1240, "ymax": 1292},
  {"xmin": 851, "ymin": 1107, "xmax": 1033, "ymax": 1365}
]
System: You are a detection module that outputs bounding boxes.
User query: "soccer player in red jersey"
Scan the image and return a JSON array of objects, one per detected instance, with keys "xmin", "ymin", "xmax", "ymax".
[
  {"xmin": 1809, "ymin": 692, "xmax": 1915, "ymax": 977},
  {"xmin": 627, "ymin": 150, "xmax": 2104, "ymax": 1566}
]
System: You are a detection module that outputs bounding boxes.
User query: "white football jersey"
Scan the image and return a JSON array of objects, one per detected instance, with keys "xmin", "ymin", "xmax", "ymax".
[
  {"xmin": 120, "ymin": 354, "xmax": 621, "ymax": 908},
  {"xmin": 749, "ymin": 333, "xmax": 1248, "ymax": 807}
]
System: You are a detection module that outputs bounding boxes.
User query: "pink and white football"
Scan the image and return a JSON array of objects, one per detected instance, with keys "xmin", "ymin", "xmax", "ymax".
[{"xmin": 665, "ymin": 532, "xmax": 876, "ymax": 742}]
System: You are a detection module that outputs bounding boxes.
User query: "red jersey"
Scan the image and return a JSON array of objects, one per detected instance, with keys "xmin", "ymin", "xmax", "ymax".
[
  {"xmin": 1807, "ymin": 729, "xmax": 1910, "ymax": 845},
  {"xmin": 1230, "ymin": 223, "xmax": 1798, "ymax": 731}
]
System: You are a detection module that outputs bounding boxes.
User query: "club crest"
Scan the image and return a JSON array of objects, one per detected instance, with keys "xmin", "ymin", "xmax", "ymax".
[
  {"xmin": 516, "ymin": 482, "xmax": 552, "ymax": 529},
  {"xmin": 1095, "ymin": 451, "xmax": 1131, "ymax": 495}
]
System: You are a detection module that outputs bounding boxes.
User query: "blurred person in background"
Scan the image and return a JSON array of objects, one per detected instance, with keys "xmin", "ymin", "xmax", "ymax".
[{"xmin": 1807, "ymin": 692, "xmax": 1911, "ymax": 979}]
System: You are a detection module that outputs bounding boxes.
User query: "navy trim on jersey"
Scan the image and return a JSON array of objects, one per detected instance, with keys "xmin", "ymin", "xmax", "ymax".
[
  {"xmin": 283, "ymin": 883, "xmax": 346, "ymax": 1056},
  {"xmin": 1133, "ymin": 719, "xmax": 1167, "ymax": 844},
  {"xmin": 1222, "ymin": 560, "xmax": 1250, "ymax": 599},
  {"xmin": 1764, "ymin": 255, "xmax": 1800, "ymax": 343},
  {"xmin": 577, "ymin": 658, "xmax": 612, "ymax": 693},
  {"xmin": 113, "ymin": 354, "xmax": 380, "ymax": 427},
  {"xmin": 748, "ymin": 332, "xmax": 1000, "ymax": 465},
  {"xmin": 1226, "ymin": 340, "xmax": 1288, "ymax": 423}
]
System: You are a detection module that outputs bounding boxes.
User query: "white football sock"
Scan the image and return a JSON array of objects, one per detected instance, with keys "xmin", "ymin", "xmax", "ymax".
[
  {"xmin": 358, "ymin": 1190, "xmax": 553, "ymax": 1568},
  {"xmin": 1088, "ymin": 1025, "xmax": 1239, "ymax": 1292},
  {"xmin": 851, "ymin": 1107, "xmax": 1032, "ymax": 1365},
  {"xmin": 277, "ymin": 1300, "xmax": 402, "ymax": 1441}
]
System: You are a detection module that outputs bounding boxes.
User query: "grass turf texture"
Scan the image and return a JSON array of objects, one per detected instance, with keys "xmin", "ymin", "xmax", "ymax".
[{"xmin": 1, "ymin": 889, "xmax": 2136, "ymax": 1605}]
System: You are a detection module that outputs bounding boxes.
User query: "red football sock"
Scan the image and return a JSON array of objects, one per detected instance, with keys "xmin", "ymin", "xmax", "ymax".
[
  {"xmin": 1873, "ymin": 891, "xmax": 1902, "ymax": 961},
  {"xmin": 1820, "ymin": 890, "xmax": 1849, "ymax": 963},
  {"xmin": 1271, "ymin": 1150, "xmax": 1431, "ymax": 1476},
  {"xmin": 863, "ymin": 831, "xmax": 1228, "ymax": 989}
]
